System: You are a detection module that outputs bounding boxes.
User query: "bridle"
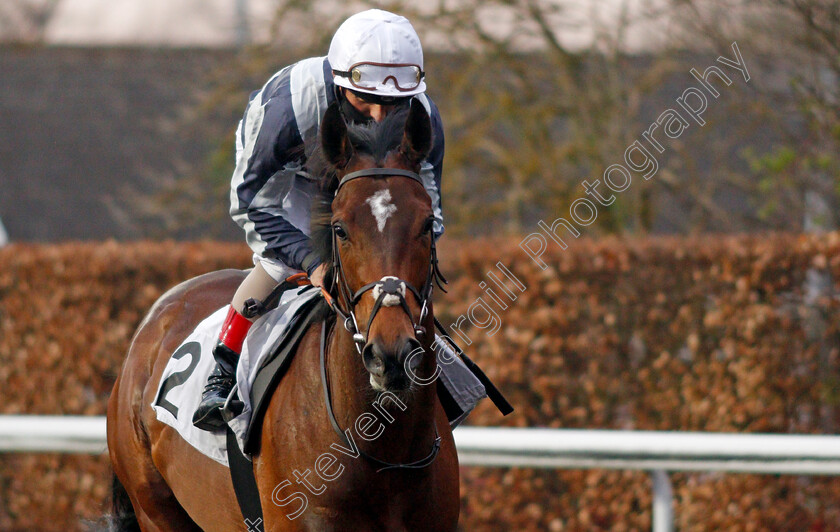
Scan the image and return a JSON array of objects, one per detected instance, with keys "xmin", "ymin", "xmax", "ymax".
[
  {"xmin": 322, "ymin": 167, "xmax": 447, "ymax": 354},
  {"xmin": 319, "ymin": 166, "xmax": 448, "ymax": 472}
]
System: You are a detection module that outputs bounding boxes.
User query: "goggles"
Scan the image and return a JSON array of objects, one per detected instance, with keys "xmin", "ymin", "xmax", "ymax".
[{"xmin": 333, "ymin": 62, "xmax": 425, "ymax": 93}]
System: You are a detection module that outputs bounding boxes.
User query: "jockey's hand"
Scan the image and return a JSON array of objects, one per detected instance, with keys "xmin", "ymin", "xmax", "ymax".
[{"xmin": 309, "ymin": 263, "xmax": 329, "ymax": 288}]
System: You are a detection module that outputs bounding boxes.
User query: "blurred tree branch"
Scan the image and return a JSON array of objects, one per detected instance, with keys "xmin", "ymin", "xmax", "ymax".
[
  {"xmin": 666, "ymin": 0, "xmax": 840, "ymax": 231},
  {"xmin": 128, "ymin": 0, "xmax": 839, "ymax": 238},
  {"xmin": 0, "ymin": 0, "xmax": 60, "ymax": 43}
]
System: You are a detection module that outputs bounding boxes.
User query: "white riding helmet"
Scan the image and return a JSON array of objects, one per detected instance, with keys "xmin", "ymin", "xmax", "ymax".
[{"xmin": 328, "ymin": 9, "xmax": 426, "ymax": 98}]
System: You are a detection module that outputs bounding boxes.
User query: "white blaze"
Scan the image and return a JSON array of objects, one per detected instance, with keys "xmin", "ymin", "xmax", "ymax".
[{"xmin": 365, "ymin": 189, "xmax": 397, "ymax": 232}]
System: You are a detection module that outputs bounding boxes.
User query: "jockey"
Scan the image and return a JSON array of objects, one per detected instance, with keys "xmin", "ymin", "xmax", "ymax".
[{"xmin": 193, "ymin": 9, "xmax": 445, "ymax": 430}]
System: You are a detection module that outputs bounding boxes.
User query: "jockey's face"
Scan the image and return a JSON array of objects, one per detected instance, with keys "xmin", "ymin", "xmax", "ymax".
[{"xmin": 342, "ymin": 88, "xmax": 397, "ymax": 123}]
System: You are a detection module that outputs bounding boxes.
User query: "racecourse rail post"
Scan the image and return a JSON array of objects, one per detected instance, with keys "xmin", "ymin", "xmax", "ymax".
[{"xmin": 651, "ymin": 469, "xmax": 674, "ymax": 532}]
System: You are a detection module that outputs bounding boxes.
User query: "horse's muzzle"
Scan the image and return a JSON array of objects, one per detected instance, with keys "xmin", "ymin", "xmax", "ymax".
[{"xmin": 362, "ymin": 337, "xmax": 423, "ymax": 391}]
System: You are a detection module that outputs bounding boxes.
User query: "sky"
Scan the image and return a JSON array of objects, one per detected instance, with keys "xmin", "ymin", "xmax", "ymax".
[{"xmin": 32, "ymin": 0, "xmax": 673, "ymax": 52}]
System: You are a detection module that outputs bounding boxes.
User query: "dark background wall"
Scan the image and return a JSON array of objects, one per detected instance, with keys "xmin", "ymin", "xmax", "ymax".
[
  {"xmin": 0, "ymin": 45, "xmax": 793, "ymax": 244},
  {"xmin": 0, "ymin": 45, "xmax": 240, "ymax": 242}
]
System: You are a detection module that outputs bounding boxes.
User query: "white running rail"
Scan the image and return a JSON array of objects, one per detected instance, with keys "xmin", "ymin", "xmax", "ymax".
[
  {"xmin": 0, "ymin": 415, "xmax": 107, "ymax": 454},
  {"xmin": 452, "ymin": 427, "xmax": 840, "ymax": 475},
  {"xmin": 3, "ymin": 417, "xmax": 840, "ymax": 532}
]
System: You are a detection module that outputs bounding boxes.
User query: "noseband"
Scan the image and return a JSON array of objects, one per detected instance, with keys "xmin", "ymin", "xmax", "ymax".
[{"xmin": 319, "ymin": 166, "xmax": 447, "ymax": 472}]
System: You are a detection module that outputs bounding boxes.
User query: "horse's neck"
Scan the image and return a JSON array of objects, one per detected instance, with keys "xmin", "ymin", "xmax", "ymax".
[{"xmin": 327, "ymin": 322, "xmax": 439, "ymax": 463}]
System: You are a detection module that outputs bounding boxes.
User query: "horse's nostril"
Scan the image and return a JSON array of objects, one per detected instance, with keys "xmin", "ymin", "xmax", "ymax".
[
  {"xmin": 399, "ymin": 338, "xmax": 423, "ymax": 371},
  {"xmin": 364, "ymin": 339, "xmax": 422, "ymax": 379},
  {"xmin": 362, "ymin": 343, "xmax": 386, "ymax": 377}
]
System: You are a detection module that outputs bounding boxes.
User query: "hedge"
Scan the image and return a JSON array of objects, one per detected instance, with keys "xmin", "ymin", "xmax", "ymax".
[{"xmin": 0, "ymin": 233, "xmax": 838, "ymax": 530}]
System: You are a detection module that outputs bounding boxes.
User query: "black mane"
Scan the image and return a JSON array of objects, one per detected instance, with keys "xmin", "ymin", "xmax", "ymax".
[{"xmin": 309, "ymin": 105, "xmax": 412, "ymax": 276}]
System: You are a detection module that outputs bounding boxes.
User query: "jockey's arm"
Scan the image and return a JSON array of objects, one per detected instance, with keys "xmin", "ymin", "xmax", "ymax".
[
  {"xmin": 229, "ymin": 86, "xmax": 323, "ymax": 281},
  {"xmin": 422, "ymin": 95, "xmax": 446, "ymax": 241}
]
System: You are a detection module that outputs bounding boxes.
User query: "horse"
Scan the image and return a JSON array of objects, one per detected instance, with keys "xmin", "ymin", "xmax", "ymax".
[{"xmin": 107, "ymin": 100, "xmax": 460, "ymax": 531}]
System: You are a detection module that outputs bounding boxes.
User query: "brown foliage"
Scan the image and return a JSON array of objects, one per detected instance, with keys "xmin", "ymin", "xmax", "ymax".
[
  {"xmin": 1, "ymin": 234, "xmax": 839, "ymax": 530},
  {"xmin": 439, "ymin": 231, "xmax": 840, "ymax": 531},
  {"xmin": 0, "ymin": 241, "xmax": 252, "ymax": 531}
]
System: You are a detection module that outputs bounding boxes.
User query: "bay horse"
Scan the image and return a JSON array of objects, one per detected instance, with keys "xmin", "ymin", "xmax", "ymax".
[{"xmin": 107, "ymin": 100, "xmax": 459, "ymax": 531}]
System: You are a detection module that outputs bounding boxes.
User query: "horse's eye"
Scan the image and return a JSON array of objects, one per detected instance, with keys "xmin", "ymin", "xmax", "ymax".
[{"xmin": 333, "ymin": 224, "xmax": 348, "ymax": 241}]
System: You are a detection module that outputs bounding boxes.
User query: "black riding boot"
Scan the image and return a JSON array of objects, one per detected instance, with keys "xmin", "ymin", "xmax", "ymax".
[{"xmin": 192, "ymin": 341, "xmax": 240, "ymax": 431}]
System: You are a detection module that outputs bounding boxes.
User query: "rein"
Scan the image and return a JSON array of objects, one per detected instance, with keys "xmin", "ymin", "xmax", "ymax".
[
  {"xmin": 318, "ymin": 167, "xmax": 447, "ymax": 472},
  {"xmin": 320, "ymin": 321, "xmax": 441, "ymax": 473}
]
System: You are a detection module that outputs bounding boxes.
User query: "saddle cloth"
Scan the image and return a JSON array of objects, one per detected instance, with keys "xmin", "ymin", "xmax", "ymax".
[{"xmin": 151, "ymin": 286, "xmax": 486, "ymax": 466}]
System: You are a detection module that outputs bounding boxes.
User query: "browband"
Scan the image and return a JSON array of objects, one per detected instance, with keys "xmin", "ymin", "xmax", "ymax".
[{"xmin": 337, "ymin": 168, "xmax": 423, "ymax": 193}]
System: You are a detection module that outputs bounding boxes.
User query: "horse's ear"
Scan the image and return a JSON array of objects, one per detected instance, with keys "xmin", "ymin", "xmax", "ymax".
[
  {"xmin": 400, "ymin": 99, "xmax": 432, "ymax": 166},
  {"xmin": 321, "ymin": 102, "xmax": 353, "ymax": 168}
]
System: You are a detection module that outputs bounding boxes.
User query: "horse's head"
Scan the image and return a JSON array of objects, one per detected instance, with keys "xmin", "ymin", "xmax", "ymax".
[{"xmin": 313, "ymin": 100, "xmax": 439, "ymax": 393}]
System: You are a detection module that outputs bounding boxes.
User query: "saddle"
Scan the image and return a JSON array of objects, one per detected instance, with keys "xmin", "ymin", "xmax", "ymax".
[{"xmin": 235, "ymin": 289, "xmax": 330, "ymax": 454}]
